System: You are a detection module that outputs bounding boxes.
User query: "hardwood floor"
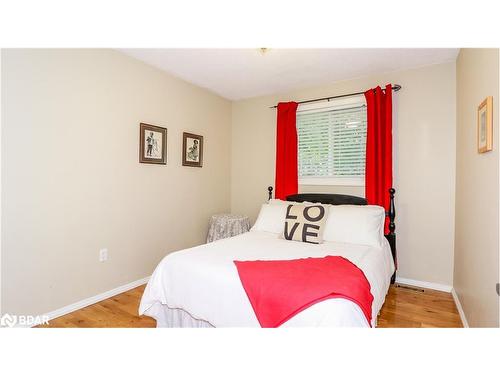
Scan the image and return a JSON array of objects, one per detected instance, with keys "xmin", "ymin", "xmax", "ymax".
[
  {"xmin": 36, "ymin": 283, "xmax": 462, "ymax": 328},
  {"xmin": 37, "ymin": 285, "xmax": 156, "ymax": 328},
  {"xmin": 377, "ymin": 284, "xmax": 462, "ymax": 328}
]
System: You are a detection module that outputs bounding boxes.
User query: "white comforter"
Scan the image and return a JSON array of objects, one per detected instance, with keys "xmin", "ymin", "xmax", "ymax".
[{"xmin": 139, "ymin": 231, "xmax": 395, "ymax": 327}]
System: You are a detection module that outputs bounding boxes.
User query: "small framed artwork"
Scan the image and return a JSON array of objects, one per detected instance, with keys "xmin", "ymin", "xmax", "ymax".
[
  {"xmin": 477, "ymin": 96, "xmax": 493, "ymax": 153},
  {"xmin": 182, "ymin": 132, "xmax": 203, "ymax": 167},
  {"xmin": 139, "ymin": 123, "xmax": 167, "ymax": 164}
]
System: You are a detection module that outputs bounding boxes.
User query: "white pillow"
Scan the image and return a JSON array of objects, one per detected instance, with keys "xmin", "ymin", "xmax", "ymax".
[
  {"xmin": 250, "ymin": 203, "xmax": 287, "ymax": 234},
  {"xmin": 323, "ymin": 205, "xmax": 385, "ymax": 248}
]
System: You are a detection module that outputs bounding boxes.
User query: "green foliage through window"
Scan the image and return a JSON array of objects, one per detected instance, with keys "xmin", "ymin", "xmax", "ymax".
[{"xmin": 297, "ymin": 105, "xmax": 367, "ymax": 178}]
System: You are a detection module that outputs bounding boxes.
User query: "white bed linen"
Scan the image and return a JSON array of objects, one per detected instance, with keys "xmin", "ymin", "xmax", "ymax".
[{"xmin": 139, "ymin": 231, "xmax": 395, "ymax": 327}]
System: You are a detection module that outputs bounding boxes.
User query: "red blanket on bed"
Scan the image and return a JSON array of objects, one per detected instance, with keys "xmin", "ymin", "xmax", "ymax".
[{"xmin": 234, "ymin": 256, "xmax": 373, "ymax": 327}]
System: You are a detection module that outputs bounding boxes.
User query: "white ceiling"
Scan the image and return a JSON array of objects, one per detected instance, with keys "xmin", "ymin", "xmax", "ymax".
[{"xmin": 120, "ymin": 49, "xmax": 459, "ymax": 101}]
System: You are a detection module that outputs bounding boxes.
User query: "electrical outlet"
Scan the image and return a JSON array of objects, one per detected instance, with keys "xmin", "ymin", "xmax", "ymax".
[{"xmin": 99, "ymin": 248, "xmax": 108, "ymax": 262}]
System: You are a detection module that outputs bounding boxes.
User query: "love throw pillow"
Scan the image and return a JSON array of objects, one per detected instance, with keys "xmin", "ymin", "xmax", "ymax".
[{"xmin": 283, "ymin": 204, "xmax": 328, "ymax": 244}]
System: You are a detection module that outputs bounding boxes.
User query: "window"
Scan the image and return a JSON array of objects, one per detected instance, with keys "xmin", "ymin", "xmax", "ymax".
[{"xmin": 297, "ymin": 96, "xmax": 367, "ymax": 186}]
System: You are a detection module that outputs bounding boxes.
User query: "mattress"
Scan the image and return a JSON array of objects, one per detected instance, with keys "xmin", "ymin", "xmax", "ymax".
[{"xmin": 139, "ymin": 231, "xmax": 395, "ymax": 327}]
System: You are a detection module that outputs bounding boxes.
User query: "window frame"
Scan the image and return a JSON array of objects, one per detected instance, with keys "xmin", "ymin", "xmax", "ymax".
[{"xmin": 296, "ymin": 95, "xmax": 367, "ymax": 187}]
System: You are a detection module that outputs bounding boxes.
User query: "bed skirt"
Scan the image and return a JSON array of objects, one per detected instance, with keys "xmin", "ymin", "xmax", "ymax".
[
  {"xmin": 145, "ymin": 302, "xmax": 215, "ymax": 328},
  {"xmin": 143, "ymin": 301, "xmax": 380, "ymax": 328}
]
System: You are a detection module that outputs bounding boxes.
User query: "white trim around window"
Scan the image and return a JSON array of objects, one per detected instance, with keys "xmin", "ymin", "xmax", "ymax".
[
  {"xmin": 299, "ymin": 177, "xmax": 365, "ymax": 186},
  {"xmin": 297, "ymin": 95, "xmax": 366, "ymax": 114},
  {"xmin": 297, "ymin": 95, "xmax": 367, "ymax": 187}
]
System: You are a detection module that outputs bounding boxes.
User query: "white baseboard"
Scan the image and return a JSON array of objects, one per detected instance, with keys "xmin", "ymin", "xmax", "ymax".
[
  {"xmin": 451, "ymin": 288, "xmax": 469, "ymax": 328},
  {"xmin": 15, "ymin": 276, "xmax": 150, "ymax": 328},
  {"xmin": 395, "ymin": 276, "xmax": 452, "ymax": 292}
]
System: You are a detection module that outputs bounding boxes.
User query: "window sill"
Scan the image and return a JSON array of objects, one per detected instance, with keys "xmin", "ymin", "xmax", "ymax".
[{"xmin": 299, "ymin": 177, "xmax": 365, "ymax": 187}]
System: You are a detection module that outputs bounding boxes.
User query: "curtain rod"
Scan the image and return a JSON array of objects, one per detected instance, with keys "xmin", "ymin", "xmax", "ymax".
[{"xmin": 269, "ymin": 84, "xmax": 401, "ymax": 109}]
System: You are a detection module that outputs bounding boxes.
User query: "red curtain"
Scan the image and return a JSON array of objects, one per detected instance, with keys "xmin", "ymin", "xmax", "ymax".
[
  {"xmin": 275, "ymin": 102, "xmax": 299, "ymax": 200},
  {"xmin": 364, "ymin": 84, "xmax": 393, "ymax": 234}
]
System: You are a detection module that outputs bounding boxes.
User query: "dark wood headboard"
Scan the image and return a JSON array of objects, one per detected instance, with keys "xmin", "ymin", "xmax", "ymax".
[
  {"xmin": 285, "ymin": 193, "xmax": 367, "ymax": 206},
  {"xmin": 267, "ymin": 186, "xmax": 397, "ymax": 284}
]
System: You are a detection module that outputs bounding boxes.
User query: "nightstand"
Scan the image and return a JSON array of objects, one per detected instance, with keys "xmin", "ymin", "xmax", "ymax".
[{"xmin": 206, "ymin": 214, "xmax": 251, "ymax": 243}]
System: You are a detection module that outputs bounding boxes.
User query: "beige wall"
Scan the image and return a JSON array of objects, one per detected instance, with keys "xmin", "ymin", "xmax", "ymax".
[
  {"xmin": 454, "ymin": 48, "xmax": 499, "ymax": 327},
  {"xmin": 231, "ymin": 62, "xmax": 457, "ymax": 286},
  {"xmin": 1, "ymin": 49, "xmax": 232, "ymax": 316}
]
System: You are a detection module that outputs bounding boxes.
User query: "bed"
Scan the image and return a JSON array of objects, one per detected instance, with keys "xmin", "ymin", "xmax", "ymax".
[{"xmin": 139, "ymin": 188, "xmax": 397, "ymax": 328}]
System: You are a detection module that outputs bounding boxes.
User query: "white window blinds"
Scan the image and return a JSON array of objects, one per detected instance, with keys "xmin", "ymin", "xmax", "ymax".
[{"xmin": 297, "ymin": 99, "xmax": 367, "ymax": 184}]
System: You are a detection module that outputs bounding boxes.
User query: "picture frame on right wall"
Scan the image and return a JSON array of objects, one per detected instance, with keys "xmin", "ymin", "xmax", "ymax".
[{"xmin": 477, "ymin": 96, "xmax": 493, "ymax": 153}]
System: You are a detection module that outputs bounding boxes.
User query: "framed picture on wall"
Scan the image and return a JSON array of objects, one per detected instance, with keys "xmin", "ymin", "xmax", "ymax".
[
  {"xmin": 139, "ymin": 123, "xmax": 167, "ymax": 164},
  {"xmin": 477, "ymin": 96, "xmax": 493, "ymax": 153},
  {"xmin": 182, "ymin": 132, "xmax": 203, "ymax": 167}
]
